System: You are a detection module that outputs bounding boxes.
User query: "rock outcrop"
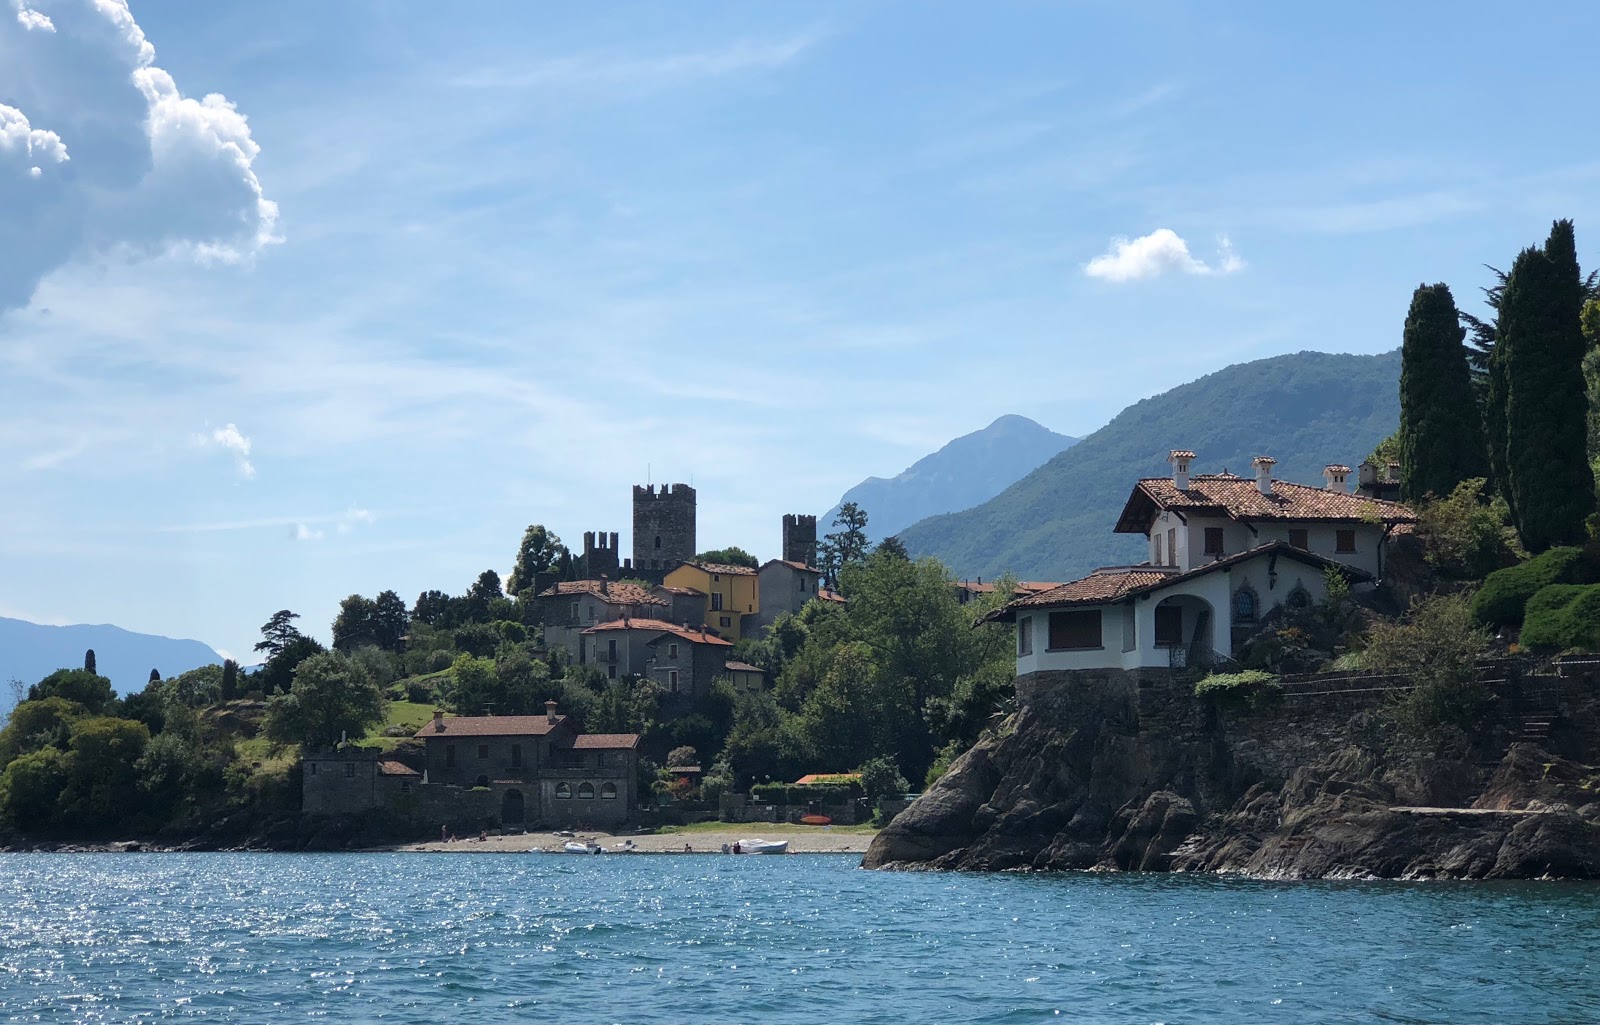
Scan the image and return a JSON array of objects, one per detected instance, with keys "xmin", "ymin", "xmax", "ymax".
[{"xmin": 863, "ymin": 669, "xmax": 1600, "ymax": 880}]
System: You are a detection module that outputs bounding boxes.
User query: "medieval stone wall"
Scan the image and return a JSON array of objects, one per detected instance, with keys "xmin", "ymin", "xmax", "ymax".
[
  {"xmin": 633, "ymin": 483, "xmax": 696, "ymax": 572},
  {"xmin": 782, "ymin": 513, "xmax": 817, "ymax": 565}
]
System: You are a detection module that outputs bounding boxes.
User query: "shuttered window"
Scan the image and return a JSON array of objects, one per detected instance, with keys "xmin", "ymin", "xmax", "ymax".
[
  {"xmin": 1047, "ymin": 610, "xmax": 1102, "ymax": 650},
  {"xmin": 1017, "ymin": 616, "xmax": 1033, "ymax": 656},
  {"xmin": 1154, "ymin": 606, "xmax": 1184, "ymax": 647},
  {"xmin": 1204, "ymin": 527, "xmax": 1225, "ymax": 555},
  {"xmin": 1336, "ymin": 529, "xmax": 1356, "ymax": 553},
  {"xmin": 1289, "ymin": 529, "xmax": 1309, "ymax": 550}
]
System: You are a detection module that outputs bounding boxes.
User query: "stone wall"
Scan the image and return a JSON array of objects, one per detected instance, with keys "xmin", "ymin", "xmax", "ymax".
[
  {"xmin": 633, "ymin": 483, "xmax": 696, "ymax": 572},
  {"xmin": 782, "ymin": 514, "xmax": 817, "ymax": 565}
]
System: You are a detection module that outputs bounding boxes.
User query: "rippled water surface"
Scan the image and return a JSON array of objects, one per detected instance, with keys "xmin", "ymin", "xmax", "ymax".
[{"xmin": 2, "ymin": 854, "xmax": 1598, "ymax": 1024}]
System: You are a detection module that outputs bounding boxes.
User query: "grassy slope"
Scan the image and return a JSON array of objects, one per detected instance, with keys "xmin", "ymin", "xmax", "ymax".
[{"xmin": 899, "ymin": 350, "xmax": 1402, "ymax": 581}]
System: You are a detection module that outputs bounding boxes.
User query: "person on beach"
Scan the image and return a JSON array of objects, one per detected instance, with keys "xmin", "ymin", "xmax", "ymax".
[
  {"xmin": 684, "ymin": 843, "xmax": 692, "ymax": 853},
  {"xmin": 440, "ymin": 826, "xmax": 447, "ymax": 844},
  {"xmin": 721, "ymin": 843, "xmax": 730, "ymax": 854}
]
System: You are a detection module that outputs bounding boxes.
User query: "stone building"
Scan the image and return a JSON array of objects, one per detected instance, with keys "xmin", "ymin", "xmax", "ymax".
[
  {"xmin": 753, "ymin": 559, "xmax": 822, "ymax": 632},
  {"xmin": 642, "ymin": 625, "xmax": 737, "ymax": 706},
  {"xmin": 632, "ymin": 483, "xmax": 696, "ymax": 577},
  {"xmin": 661, "ymin": 561, "xmax": 758, "ymax": 640},
  {"xmin": 578, "ymin": 530, "xmax": 623, "ymax": 579},
  {"xmin": 781, "ymin": 513, "xmax": 817, "ymax": 566},
  {"xmin": 722, "ymin": 660, "xmax": 766, "ymax": 694},
  {"xmin": 581, "ymin": 617, "xmax": 732, "ymax": 685},
  {"xmin": 651, "ymin": 584, "xmax": 708, "ymax": 627},
  {"xmin": 302, "ymin": 704, "xmax": 640, "ymax": 830},
  {"xmin": 536, "ymin": 579, "xmax": 667, "ymax": 664}
]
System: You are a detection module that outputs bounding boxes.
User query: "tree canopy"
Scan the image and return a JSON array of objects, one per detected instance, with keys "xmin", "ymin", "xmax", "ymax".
[{"xmin": 1398, "ymin": 282, "xmax": 1487, "ymax": 502}]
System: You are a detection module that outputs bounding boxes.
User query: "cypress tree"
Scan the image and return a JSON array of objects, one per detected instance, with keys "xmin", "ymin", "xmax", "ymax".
[
  {"xmin": 148, "ymin": 668, "xmax": 161, "ymax": 685},
  {"xmin": 1500, "ymin": 220, "xmax": 1596, "ymax": 552},
  {"xmin": 1399, "ymin": 283, "xmax": 1488, "ymax": 502},
  {"xmin": 221, "ymin": 659, "xmax": 239, "ymax": 701},
  {"xmin": 84, "ymin": 649, "xmax": 96, "ymax": 674}
]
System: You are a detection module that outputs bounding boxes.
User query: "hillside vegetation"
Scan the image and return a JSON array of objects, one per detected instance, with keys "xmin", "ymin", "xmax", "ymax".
[{"xmin": 899, "ymin": 350, "xmax": 1402, "ymax": 580}]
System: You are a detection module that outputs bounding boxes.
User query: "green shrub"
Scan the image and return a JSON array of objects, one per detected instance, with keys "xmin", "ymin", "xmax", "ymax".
[
  {"xmin": 1472, "ymin": 546, "xmax": 1596, "ymax": 628},
  {"xmin": 1194, "ymin": 671, "xmax": 1282, "ymax": 710},
  {"xmin": 1520, "ymin": 584, "xmax": 1600, "ymax": 653},
  {"xmin": 749, "ymin": 782, "xmax": 855, "ymax": 805},
  {"xmin": 1415, "ymin": 478, "xmax": 1516, "ymax": 579}
]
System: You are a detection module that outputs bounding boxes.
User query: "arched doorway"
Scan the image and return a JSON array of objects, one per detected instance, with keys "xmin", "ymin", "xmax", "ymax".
[
  {"xmin": 475, "ymin": 774, "xmax": 490, "ymax": 788},
  {"xmin": 1154, "ymin": 594, "xmax": 1215, "ymax": 667},
  {"xmin": 501, "ymin": 789, "xmax": 525, "ymax": 825}
]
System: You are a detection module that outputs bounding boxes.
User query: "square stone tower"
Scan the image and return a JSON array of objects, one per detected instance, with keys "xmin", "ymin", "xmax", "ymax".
[
  {"xmin": 580, "ymin": 530, "xmax": 621, "ymax": 579},
  {"xmin": 633, "ymin": 483, "xmax": 696, "ymax": 572},
  {"xmin": 782, "ymin": 513, "xmax": 817, "ymax": 566}
]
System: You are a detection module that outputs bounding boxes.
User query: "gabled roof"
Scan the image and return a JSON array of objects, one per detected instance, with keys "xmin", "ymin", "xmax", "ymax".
[
  {"xmin": 678, "ymin": 561, "xmax": 759, "ymax": 577},
  {"xmin": 536, "ymin": 580, "xmax": 667, "ymax": 606},
  {"xmin": 956, "ymin": 580, "xmax": 1063, "ymax": 596},
  {"xmin": 983, "ymin": 542, "xmax": 1373, "ymax": 623},
  {"xmin": 655, "ymin": 585, "xmax": 705, "ymax": 597},
  {"xmin": 570, "ymin": 734, "xmax": 641, "ymax": 751},
  {"xmin": 1115, "ymin": 473, "xmax": 1415, "ymax": 533},
  {"xmin": 584, "ymin": 617, "xmax": 735, "ymax": 646},
  {"xmin": 817, "ymin": 588, "xmax": 845, "ymax": 603},
  {"xmin": 760, "ymin": 559, "xmax": 821, "ymax": 574},
  {"xmin": 378, "ymin": 760, "xmax": 421, "ymax": 777},
  {"xmin": 413, "ymin": 714, "xmax": 569, "ymax": 739},
  {"xmin": 724, "ymin": 660, "xmax": 765, "ymax": 674}
]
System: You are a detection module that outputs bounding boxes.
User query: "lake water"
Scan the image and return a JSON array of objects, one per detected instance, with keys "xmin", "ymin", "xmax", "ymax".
[{"xmin": 1, "ymin": 854, "xmax": 1597, "ymax": 1024}]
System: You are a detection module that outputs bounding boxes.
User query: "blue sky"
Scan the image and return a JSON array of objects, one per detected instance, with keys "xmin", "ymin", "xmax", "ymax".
[{"xmin": 3, "ymin": 1, "xmax": 1599, "ymax": 661}]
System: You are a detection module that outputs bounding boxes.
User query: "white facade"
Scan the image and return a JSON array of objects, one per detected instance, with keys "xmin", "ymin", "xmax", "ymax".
[
  {"xmin": 1013, "ymin": 551, "xmax": 1336, "ymax": 674},
  {"xmin": 1145, "ymin": 509, "xmax": 1387, "ymax": 579}
]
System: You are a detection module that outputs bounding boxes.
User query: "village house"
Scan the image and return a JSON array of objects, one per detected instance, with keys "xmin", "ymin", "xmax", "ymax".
[
  {"xmin": 954, "ymin": 579, "xmax": 1062, "ymax": 606},
  {"xmin": 580, "ymin": 616, "xmax": 732, "ymax": 684},
  {"xmin": 637, "ymin": 622, "xmax": 736, "ymax": 703},
  {"xmin": 661, "ymin": 561, "xmax": 759, "ymax": 640},
  {"xmin": 752, "ymin": 559, "xmax": 823, "ymax": 631},
  {"xmin": 987, "ymin": 450, "xmax": 1415, "ymax": 674},
  {"xmin": 303, "ymin": 702, "xmax": 639, "ymax": 829},
  {"xmin": 651, "ymin": 584, "xmax": 708, "ymax": 627},
  {"xmin": 722, "ymin": 660, "xmax": 766, "ymax": 694},
  {"xmin": 536, "ymin": 579, "xmax": 667, "ymax": 664}
]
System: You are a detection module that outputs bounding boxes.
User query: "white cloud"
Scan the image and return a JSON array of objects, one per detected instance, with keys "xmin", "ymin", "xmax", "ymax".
[
  {"xmin": 337, "ymin": 507, "xmax": 375, "ymax": 534},
  {"xmin": 0, "ymin": 0, "xmax": 277, "ymax": 311},
  {"xmin": 1083, "ymin": 229, "xmax": 1244, "ymax": 283},
  {"xmin": 292, "ymin": 522, "xmax": 323, "ymax": 542},
  {"xmin": 197, "ymin": 422, "xmax": 255, "ymax": 479},
  {"xmin": 452, "ymin": 35, "xmax": 816, "ymax": 93}
]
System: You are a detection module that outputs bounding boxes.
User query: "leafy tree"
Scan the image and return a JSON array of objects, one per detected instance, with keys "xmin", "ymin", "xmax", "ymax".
[
  {"xmin": 59, "ymin": 716, "xmax": 151, "ymax": 823},
  {"xmin": 1414, "ymin": 479, "xmax": 1514, "ymax": 579},
  {"xmin": 694, "ymin": 547, "xmax": 759, "ymax": 569},
  {"xmin": 1399, "ymin": 283, "xmax": 1488, "ymax": 502},
  {"xmin": 411, "ymin": 590, "xmax": 453, "ymax": 627},
  {"xmin": 507, "ymin": 525, "xmax": 566, "ymax": 596},
  {"xmin": 1365, "ymin": 431, "xmax": 1400, "ymax": 468},
  {"xmin": 254, "ymin": 610, "xmax": 304, "ymax": 660},
  {"xmin": 0, "ymin": 747, "xmax": 68, "ymax": 829},
  {"xmin": 589, "ymin": 678, "xmax": 662, "ymax": 736},
  {"xmin": 1460, "ymin": 267, "xmax": 1510, "ymax": 506},
  {"xmin": 1364, "ymin": 593, "xmax": 1491, "ymax": 753},
  {"xmin": 452, "ymin": 622, "xmax": 501, "ymax": 659},
  {"xmin": 0, "ymin": 696, "xmax": 84, "ymax": 765},
  {"xmin": 264, "ymin": 652, "xmax": 386, "ymax": 749},
  {"xmin": 447, "ymin": 654, "xmax": 501, "ymax": 715},
  {"xmin": 856, "ymin": 755, "xmax": 908, "ymax": 806},
  {"xmin": 818, "ymin": 502, "xmax": 869, "ymax": 587},
  {"xmin": 220, "ymin": 659, "xmax": 239, "ymax": 701},
  {"xmin": 331, "ymin": 594, "xmax": 380, "ymax": 651},
  {"xmin": 166, "ymin": 664, "xmax": 224, "ymax": 706},
  {"xmin": 875, "ymin": 535, "xmax": 910, "ymax": 560},
  {"xmin": 148, "ymin": 668, "xmax": 161, "ymax": 686},
  {"xmin": 257, "ymin": 634, "xmax": 327, "ymax": 697},
  {"xmin": 83, "ymin": 649, "xmax": 96, "ymax": 674},
  {"xmin": 371, "ymin": 590, "xmax": 409, "ymax": 651},
  {"xmin": 27, "ymin": 669, "xmax": 115, "ymax": 715},
  {"xmin": 666, "ymin": 745, "xmax": 698, "ymax": 767},
  {"xmin": 1499, "ymin": 221, "xmax": 1596, "ymax": 551}
]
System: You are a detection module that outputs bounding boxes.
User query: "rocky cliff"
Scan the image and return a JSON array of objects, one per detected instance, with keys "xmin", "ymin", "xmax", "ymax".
[{"xmin": 863, "ymin": 670, "xmax": 1600, "ymax": 879}]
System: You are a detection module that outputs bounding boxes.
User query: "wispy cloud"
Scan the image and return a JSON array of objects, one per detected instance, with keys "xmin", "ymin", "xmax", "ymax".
[
  {"xmin": 450, "ymin": 35, "xmax": 818, "ymax": 92},
  {"xmin": 1084, "ymin": 229, "xmax": 1243, "ymax": 283},
  {"xmin": 196, "ymin": 422, "xmax": 255, "ymax": 478},
  {"xmin": 20, "ymin": 437, "xmax": 87, "ymax": 471},
  {"xmin": 159, "ymin": 507, "xmax": 379, "ymax": 538},
  {"xmin": 292, "ymin": 522, "xmax": 323, "ymax": 542}
]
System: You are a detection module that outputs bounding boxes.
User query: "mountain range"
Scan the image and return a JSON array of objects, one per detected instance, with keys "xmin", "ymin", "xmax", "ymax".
[
  {"xmin": 823, "ymin": 414, "xmax": 1077, "ymax": 541},
  {"xmin": 0, "ymin": 617, "xmax": 222, "ymax": 711},
  {"xmin": 898, "ymin": 349, "xmax": 1402, "ymax": 581}
]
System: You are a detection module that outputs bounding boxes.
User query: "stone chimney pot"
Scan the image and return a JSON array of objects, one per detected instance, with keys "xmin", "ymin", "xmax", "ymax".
[
  {"xmin": 1168, "ymin": 449, "xmax": 1196, "ymax": 491},
  {"xmin": 545, "ymin": 700, "xmax": 559, "ymax": 724},
  {"xmin": 1252, "ymin": 455, "xmax": 1277, "ymax": 496},
  {"xmin": 1322, "ymin": 464, "xmax": 1352, "ymax": 492},
  {"xmin": 432, "ymin": 708, "xmax": 445, "ymax": 732}
]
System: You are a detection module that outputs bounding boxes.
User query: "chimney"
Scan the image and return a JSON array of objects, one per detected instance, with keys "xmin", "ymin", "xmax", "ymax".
[
  {"xmin": 1386, "ymin": 461, "xmax": 1401, "ymax": 483},
  {"xmin": 545, "ymin": 699, "xmax": 559, "ymax": 724},
  {"xmin": 1322, "ymin": 464, "xmax": 1351, "ymax": 492},
  {"xmin": 1252, "ymin": 455, "xmax": 1277, "ymax": 496},
  {"xmin": 600, "ymin": 575, "xmax": 610, "ymax": 595},
  {"xmin": 432, "ymin": 708, "xmax": 445, "ymax": 732},
  {"xmin": 1358, "ymin": 461, "xmax": 1379, "ymax": 488},
  {"xmin": 1169, "ymin": 449, "xmax": 1196, "ymax": 491}
]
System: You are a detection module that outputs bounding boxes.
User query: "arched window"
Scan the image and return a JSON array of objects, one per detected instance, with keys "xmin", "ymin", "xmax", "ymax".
[
  {"xmin": 600, "ymin": 782, "xmax": 618, "ymax": 800},
  {"xmin": 578, "ymin": 782, "xmax": 595, "ymax": 799},
  {"xmin": 1287, "ymin": 584, "xmax": 1312, "ymax": 610},
  {"xmin": 1232, "ymin": 587, "xmax": 1258, "ymax": 624},
  {"xmin": 555, "ymin": 782, "xmax": 572, "ymax": 800},
  {"xmin": 654, "ymin": 535, "xmax": 662, "ymax": 550}
]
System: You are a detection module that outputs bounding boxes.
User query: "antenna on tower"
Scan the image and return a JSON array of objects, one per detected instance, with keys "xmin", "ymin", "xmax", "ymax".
[{"xmin": 647, "ymin": 462, "xmax": 652, "ymax": 487}]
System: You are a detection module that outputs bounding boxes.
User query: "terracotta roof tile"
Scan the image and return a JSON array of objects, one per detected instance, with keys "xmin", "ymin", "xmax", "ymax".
[
  {"xmin": 583, "ymin": 618, "xmax": 734, "ymax": 646},
  {"xmin": 761, "ymin": 559, "xmax": 821, "ymax": 573},
  {"xmin": 378, "ymin": 760, "xmax": 421, "ymax": 777},
  {"xmin": 656, "ymin": 585, "xmax": 705, "ymax": 596},
  {"xmin": 724, "ymin": 660, "xmax": 764, "ymax": 674},
  {"xmin": 1116, "ymin": 473, "xmax": 1415, "ymax": 533},
  {"xmin": 956, "ymin": 580, "xmax": 1063, "ymax": 595},
  {"xmin": 817, "ymin": 588, "xmax": 845, "ymax": 603},
  {"xmin": 684, "ymin": 561, "xmax": 758, "ymax": 576},
  {"xmin": 571, "ymin": 734, "xmax": 641, "ymax": 750},
  {"xmin": 536, "ymin": 580, "xmax": 667, "ymax": 606},
  {"xmin": 413, "ymin": 715, "xmax": 567, "ymax": 739}
]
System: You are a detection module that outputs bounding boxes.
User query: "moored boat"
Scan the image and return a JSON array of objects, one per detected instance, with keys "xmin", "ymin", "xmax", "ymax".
[
  {"xmin": 563, "ymin": 841, "xmax": 603, "ymax": 854},
  {"xmin": 736, "ymin": 838, "xmax": 789, "ymax": 855}
]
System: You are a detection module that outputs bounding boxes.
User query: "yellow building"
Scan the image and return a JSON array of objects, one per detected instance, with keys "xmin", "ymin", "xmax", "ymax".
[{"xmin": 662, "ymin": 561, "xmax": 760, "ymax": 641}]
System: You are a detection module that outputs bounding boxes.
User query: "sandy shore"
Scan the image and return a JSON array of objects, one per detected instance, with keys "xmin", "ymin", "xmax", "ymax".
[{"xmin": 388, "ymin": 825, "xmax": 876, "ymax": 855}]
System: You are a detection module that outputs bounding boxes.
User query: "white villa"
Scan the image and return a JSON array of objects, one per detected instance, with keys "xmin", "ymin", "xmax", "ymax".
[{"xmin": 988, "ymin": 451, "xmax": 1416, "ymax": 674}]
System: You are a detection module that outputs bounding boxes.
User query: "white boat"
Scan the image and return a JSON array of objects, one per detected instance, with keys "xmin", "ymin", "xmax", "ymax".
[
  {"xmin": 563, "ymin": 841, "xmax": 603, "ymax": 855},
  {"xmin": 612, "ymin": 840, "xmax": 639, "ymax": 854},
  {"xmin": 736, "ymin": 838, "xmax": 789, "ymax": 855}
]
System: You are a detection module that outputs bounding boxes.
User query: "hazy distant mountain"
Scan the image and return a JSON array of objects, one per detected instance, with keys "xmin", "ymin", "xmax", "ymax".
[
  {"xmin": 823, "ymin": 415, "xmax": 1078, "ymax": 542},
  {"xmin": 0, "ymin": 617, "xmax": 222, "ymax": 710},
  {"xmin": 898, "ymin": 350, "xmax": 1402, "ymax": 580}
]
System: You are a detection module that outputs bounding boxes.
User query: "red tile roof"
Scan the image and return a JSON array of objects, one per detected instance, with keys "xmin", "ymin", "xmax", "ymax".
[
  {"xmin": 583, "ymin": 617, "xmax": 734, "ymax": 646},
  {"xmin": 413, "ymin": 714, "xmax": 568, "ymax": 739},
  {"xmin": 378, "ymin": 760, "xmax": 421, "ymax": 777},
  {"xmin": 796, "ymin": 772, "xmax": 861, "ymax": 785},
  {"xmin": 984, "ymin": 542, "xmax": 1372, "ymax": 622},
  {"xmin": 956, "ymin": 580, "xmax": 1062, "ymax": 595},
  {"xmin": 724, "ymin": 660, "xmax": 765, "ymax": 674},
  {"xmin": 570, "ymin": 734, "xmax": 641, "ymax": 750},
  {"xmin": 1115, "ymin": 473, "xmax": 1415, "ymax": 533},
  {"xmin": 656, "ymin": 585, "xmax": 705, "ymax": 596},
  {"xmin": 761, "ymin": 559, "xmax": 821, "ymax": 573},
  {"xmin": 682, "ymin": 561, "xmax": 759, "ymax": 576},
  {"xmin": 536, "ymin": 580, "xmax": 666, "ymax": 606},
  {"xmin": 817, "ymin": 588, "xmax": 845, "ymax": 603}
]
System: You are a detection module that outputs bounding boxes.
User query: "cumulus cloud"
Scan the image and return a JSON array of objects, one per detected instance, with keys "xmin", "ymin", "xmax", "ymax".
[
  {"xmin": 0, "ymin": 0, "xmax": 277, "ymax": 311},
  {"xmin": 292, "ymin": 508, "xmax": 372, "ymax": 543},
  {"xmin": 292, "ymin": 522, "xmax": 323, "ymax": 542},
  {"xmin": 1084, "ymin": 229, "xmax": 1243, "ymax": 283},
  {"xmin": 197, "ymin": 422, "xmax": 255, "ymax": 478}
]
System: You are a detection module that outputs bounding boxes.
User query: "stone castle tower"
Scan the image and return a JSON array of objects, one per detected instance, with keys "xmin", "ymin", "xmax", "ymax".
[
  {"xmin": 633, "ymin": 483, "xmax": 696, "ymax": 572},
  {"xmin": 782, "ymin": 513, "xmax": 817, "ymax": 566},
  {"xmin": 580, "ymin": 530, "xmax": 621, "ymax": 579}
]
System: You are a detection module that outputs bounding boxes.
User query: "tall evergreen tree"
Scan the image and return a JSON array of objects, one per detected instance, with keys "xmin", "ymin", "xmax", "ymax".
[
  {"xmin": 148, "ymin": 668, "xmax": 161, "ymax": 686},
  {"xmin": 83, "ymin": 649, "xmax": 96, "ymax": 674},
  {"xmin": 1460, "ymin": 268, "xmax": 1510, "ymax": 512},
  {"xmin": 1500, "ymin": 220, "xmax": 1596, "ymax": 552},
  {"xmin": 1399, "ymin": 283, "xmax": 1488, "ymax": 502},
  {"xmin": 220, "ymin": 659, "xmax": 239, "ymax": 701}
]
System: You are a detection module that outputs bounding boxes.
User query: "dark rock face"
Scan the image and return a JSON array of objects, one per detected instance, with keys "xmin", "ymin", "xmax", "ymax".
[{"xmin": 863, "ymin": 667, "xmax": 1600, "ymax": 880}]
